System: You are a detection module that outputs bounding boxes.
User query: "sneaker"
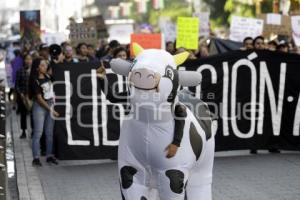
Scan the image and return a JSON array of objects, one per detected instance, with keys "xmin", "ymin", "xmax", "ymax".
[
  {"xmin": 46, "ymin": 156, "xmax": 58, "ymax": 165},
  {"xmin": 32, "ymin": 158, "xmax": 42, "ymax": 167}
]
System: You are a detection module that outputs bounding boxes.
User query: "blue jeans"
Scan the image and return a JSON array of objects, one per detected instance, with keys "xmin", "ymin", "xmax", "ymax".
[{"xmin": 32, "ymin": 100, "xmax": 54, "ymax": 159}]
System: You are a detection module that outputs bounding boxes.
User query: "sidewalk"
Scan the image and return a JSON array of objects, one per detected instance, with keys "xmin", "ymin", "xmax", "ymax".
[
  {"xmin": 11, "ymin": 110, "xmax": 300, "ymax": 200},
  {"xmin": 11, "ymin": 111, "xmax": 120, "ymax": 200}
]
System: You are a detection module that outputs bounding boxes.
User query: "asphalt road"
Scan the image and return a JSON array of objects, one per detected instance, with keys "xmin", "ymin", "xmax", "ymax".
[
  {"xmin": 9, "ymin": 109, "xmax": 300, "ymax": 200},
  {"xmin": 35, "ymin": 152, "xmax": 300, "ymax": 200}
]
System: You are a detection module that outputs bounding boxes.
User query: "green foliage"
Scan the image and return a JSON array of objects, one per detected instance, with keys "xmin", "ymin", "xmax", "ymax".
[
  {"xmin": 202, "ymin": 0, "xmax": 229, "ymax": 26},
  {"xmin": 148, "ymin": 3, "xmax": 192, "ymax": 27},
  {"xmin": 126, "ymin": 0, "xmax": 284, "ymax": 30},
  {"xmin": 261, "ymin": 0, "xmax": 273, "ymax": 13},
  {"xmin": 224, "ymin": 0, "xmax": 255, "ymax": 24}
]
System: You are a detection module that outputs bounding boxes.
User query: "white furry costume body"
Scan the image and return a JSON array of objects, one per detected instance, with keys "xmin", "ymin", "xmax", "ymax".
[{"xmin": 110, "ymin": 44, "xmax": 215, "ymax": 200}]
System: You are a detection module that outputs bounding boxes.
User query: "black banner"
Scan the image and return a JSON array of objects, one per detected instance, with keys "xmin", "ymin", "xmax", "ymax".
[
  {"xmin": 53, "ymin": 62, "xmax": 125, "ymax": 160},
  {"xmin": 184, "ymin": 50, "xmax": 300, "ymax": 151},
  {"xmin": 53, "ymin": 50, "xmax": 300, "ymax": 160}
]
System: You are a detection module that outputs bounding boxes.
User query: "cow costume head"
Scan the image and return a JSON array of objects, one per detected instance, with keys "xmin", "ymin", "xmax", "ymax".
[{"xmin": 110, "ymin": 43, "xmax": 202, "ymax": 105}]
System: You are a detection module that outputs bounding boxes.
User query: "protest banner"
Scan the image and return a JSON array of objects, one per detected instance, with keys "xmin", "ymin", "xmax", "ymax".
[
  {"xmin": 53, "ymin": 50, "xmax": 300, "ymax": 159},
  {"xmin": 176, "ymin": 17, "xmax": 199, "ymax": 50}
]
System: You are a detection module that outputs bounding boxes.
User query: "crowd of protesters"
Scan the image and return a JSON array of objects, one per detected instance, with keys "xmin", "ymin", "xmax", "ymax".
[
  {"xmin": 4, "ymin": 39, "xmax": 137, "ymax": 167},
  {"xmin": 2, "ymin": 34, "xmax": 300, "ymax": 167},
  {"xmin": 242, "ymin": 35, "xmax": 299, "ymax": 54}
]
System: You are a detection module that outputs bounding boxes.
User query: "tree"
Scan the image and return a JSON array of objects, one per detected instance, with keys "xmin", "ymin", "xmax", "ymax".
[
  {"xmin": 202, "ymin": 0, "xmax": 229, "ymax": 28},
  {"xmin": 224, "ymin": 0, "xmax": 255, "ymax": 24}
]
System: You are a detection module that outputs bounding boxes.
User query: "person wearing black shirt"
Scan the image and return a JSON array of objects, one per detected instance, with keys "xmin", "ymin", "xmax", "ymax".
[
  {"xmin": 15, "ymin": 54, "xmax": 32, "ymax": 138},
  {"xmin": 29, "ymin": 58, "xmax": 60, "ymax": 166}
]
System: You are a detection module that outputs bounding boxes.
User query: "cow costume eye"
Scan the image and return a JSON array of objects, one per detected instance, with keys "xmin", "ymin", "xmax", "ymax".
[
  {"xmin": 147, "ymin": 74, "xmax": 154, "ymax": 79},
  {"xmin": 135, "ymin": 71, "xmax": 142, "ymax": 78}
]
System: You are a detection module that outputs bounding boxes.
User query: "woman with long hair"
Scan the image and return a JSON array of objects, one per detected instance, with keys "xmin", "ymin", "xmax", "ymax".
[{"xmin": 28, "ymin": 58, "xmax": 59, "ymax": 166}]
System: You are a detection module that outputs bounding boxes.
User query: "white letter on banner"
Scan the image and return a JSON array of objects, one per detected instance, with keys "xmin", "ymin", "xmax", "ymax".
[
  {"xmin": 293, "ymin": 94, "xmax": 300, "ymax": 136},
  {"xmin": 65, "ymin": 71, "xmax": 90, "ymax": 146},
  {"xmin": 196, "ymin": 65, "xmax": 217, "ymax": 99},
  {"xmin": 101, "ymin": 69, "xmax": 122, "ymax": 146},
  {"xmin": 91, "ymin": 70, "xmax": 99, "ymax": 146},
  {"xmin": 222, "ymin": 62, "xmax": 229, "ymax": 136},
  {"xmin": 257, "ymin": 62, "xmax": 286, "ymax": 136},
  {"xmin": 231, "ymin": 59, "xmax": 257, "ymax": 139}
]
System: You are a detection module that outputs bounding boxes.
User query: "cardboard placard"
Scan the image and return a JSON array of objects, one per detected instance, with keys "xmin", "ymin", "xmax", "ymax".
[
  {"xmin": 83, "ymin": 15, "xmax": 108, "ymax": 38},
  {"xmin": 69, "ymin": 21, "xmax": 98, "ymax": 47},
  {"xmin": 291, "ymin": 15, "xmax": 300, "ymax": 47},
  {"xmin": 159, "ymin": 17, "xmax": 176, "ymax": 42},
  {"xmin": 20, "ymin": 10, "xmax": 41, "ymax": 48},
  {"xmin": 108, "ymin": 24, "xmax": 133, "ymax": 44},
  {"xmin": 193, "ymin": 12, "xmax": 210, "ymax": 37},
  {"xmin": 229, "ymin": 16, "xmax": 264, "ymax": 42},
  {"xmin": 258, "ymin": 14, "xmax": 292, "ymax": 37},
  {"xmin": 176, "ymin": 17, "xmax": 199, "ymax": 50},
  {"xmin": 130, "ymin": 33, "xmax": 163, "ymax": 57}
]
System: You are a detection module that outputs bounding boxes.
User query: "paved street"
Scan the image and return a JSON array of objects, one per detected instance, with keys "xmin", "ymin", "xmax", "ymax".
[{"xmin": 10, "ymin": 111, "xmax": 300, "ymax": 200}]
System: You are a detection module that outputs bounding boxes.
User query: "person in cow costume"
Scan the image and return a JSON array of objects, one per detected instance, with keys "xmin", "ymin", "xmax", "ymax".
[{"xmin": 98, "ymin": 43, "xmax": 215, "ymax": 200}]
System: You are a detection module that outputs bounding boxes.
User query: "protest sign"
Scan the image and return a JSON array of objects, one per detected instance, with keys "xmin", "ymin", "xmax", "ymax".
[
  {"xmin": 20, "ymin": 10, "xmax": 41, "ymax": 48},
  {"xmin": 42, "ymin": 32, "xmax": 67, "ymax": 46},
  {"xmin": 69, "ymin": 21, "xmax": 98, "ymax": 47},
  {"xmin": 258, "ymin": 14, "xmax": 292, "ymax": 37},
  {"xmin": 229, "ymin": 16, "xmax": 264, "ymax": 42},
  {"xmin": 159, "ymin": 17, "xmax": 176, "ymax": 42},
  {"xmin": 176, "ymin": 17, "xmax": 199, "ymax": 50},
  {"xmin": 291, "ymin": 16, "xmax": 300, "ymax": 47},
  {"xmin": 108, "ymin": 24, "xmax": 133, "ymax": 44},
  {"xmin": 84, "ymin": 15, "xmax": 108, "ymax": 38},
  {"xmin": 193, "ymin": 12, "xmax": 210, "ymax": 37},
  {"xmin": 130, "ymin": 33, "xmax": 163, "ymax": 57},
  {"xmin": 266, "ymin": 13, "xmax": 282, "ymax": 25}
]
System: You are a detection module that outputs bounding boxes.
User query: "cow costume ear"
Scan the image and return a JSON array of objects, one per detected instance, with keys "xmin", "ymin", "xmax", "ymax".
[
  {"xmin": 133, "ymin": 43, "xmax": 144, "ymax": 57},
  {"xmin": 178, "ymin": 71, "xmax": 202, "ymax": 87},
  {"xmin": 174, "ymin": 52, "xmax": 189, "ymax": 66},
  {"xmin": 110, "ymin": 58, "xmax": 132, "ymax": 77}
]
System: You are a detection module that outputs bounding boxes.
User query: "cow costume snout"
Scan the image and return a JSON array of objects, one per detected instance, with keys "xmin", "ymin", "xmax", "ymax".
[{"xmin": 129, "ymin": 69, "xmax": 161, "ymax": 91}]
